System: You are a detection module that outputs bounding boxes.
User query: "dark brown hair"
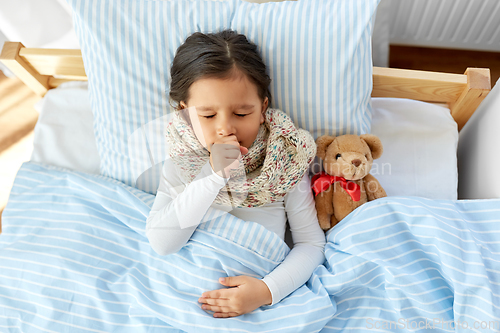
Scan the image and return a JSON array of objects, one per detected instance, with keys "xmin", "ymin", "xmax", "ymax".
[{"xmin": 169, "ymin": 29, "xmax": 272, "ymax": 110}]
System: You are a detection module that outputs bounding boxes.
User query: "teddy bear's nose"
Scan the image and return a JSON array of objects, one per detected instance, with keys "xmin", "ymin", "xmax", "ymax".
[{"xmin": 352, "ymin": 159, "xmax": 361, "ymax": 167}]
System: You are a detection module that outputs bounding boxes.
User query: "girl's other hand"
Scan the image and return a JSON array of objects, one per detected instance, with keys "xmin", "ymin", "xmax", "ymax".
[
  {"xmin": 198, "ymin": 275, "xmax": 272, "ymax": 318},
  {"xmin": 209, "ymin": 135, "xmax": 249, "ymax": 178}
]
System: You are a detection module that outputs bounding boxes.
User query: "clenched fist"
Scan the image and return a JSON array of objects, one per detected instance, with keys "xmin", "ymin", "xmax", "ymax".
[{"xmin": 209, "ymin": 135, "xmax": 249, "ymax": 179}]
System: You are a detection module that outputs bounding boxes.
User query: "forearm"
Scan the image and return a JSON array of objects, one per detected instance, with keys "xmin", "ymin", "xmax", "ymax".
[
  {"xmin": 261, "ymin": 171, "xmax": 327, "ymax": 305},
  {"xmin": 261, "ymin": 244, "xmax": 325, "ymax": 305},
  {"xmin": 146, "ymin": 161, "xmax": 229, "ymax": 255}
]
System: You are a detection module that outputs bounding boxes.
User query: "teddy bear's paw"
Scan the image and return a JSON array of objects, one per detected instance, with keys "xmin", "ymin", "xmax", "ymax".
[
  {"xmin": 318, "ymin": 215, "xmax": 332, "ymax": 231},
  {"xmin": 330, "ymin": 215, "xmax": 339, "ymax": 229},
  {"xmin": 368, "ymin": 187, "xmax": 387, "ymax": 201}
]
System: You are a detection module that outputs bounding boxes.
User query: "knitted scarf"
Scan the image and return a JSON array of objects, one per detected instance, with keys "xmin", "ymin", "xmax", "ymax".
[{"xmin": 165, "ymin": 108, "xmax": 316, "ymax": 208}]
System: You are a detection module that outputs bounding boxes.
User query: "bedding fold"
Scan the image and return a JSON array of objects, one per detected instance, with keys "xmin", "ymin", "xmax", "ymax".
[
  {"xmin": 321, "ymin": 196, "xmax": 500, "ymax": 332},
  {"xmin": 0, "ymin": 162, "xmax": 334, "ymax": 333},
  {"xmin": 1, "ymin": 162, "xmax": 499, "ymax": 332}
]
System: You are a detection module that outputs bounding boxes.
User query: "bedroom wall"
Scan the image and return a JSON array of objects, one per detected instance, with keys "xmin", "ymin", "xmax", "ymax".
[
  {"xmin": 386, "ymin": 0, "xmax": 500, "ymax": 52},
  {"xmin": 377, "ymin": 0, "xmax": 500, "ymax": 84},
  {"xmin": 1, "ymin": 0, "xmax": 497, "ymax": 71}
]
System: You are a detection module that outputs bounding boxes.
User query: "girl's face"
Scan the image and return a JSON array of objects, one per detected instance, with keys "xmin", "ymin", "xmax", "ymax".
[{"xmin": 180, "ymin": 70, "xmax": 268, "ymax": 153}]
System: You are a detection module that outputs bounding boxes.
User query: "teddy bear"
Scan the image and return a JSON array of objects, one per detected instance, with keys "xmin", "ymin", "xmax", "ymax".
[{"xmin": 311, "ymin": 134, "xmax": 387, "ymax": 231}]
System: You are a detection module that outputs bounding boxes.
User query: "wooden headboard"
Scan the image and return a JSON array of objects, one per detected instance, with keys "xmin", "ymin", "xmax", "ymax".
[{"xmin": 0, "ymin": 41, "xmax": 492, "ymax": 131}]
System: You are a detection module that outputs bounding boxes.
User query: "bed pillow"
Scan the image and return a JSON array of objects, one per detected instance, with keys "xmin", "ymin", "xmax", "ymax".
[
  {"xmin": 66, "ymin": 0, "xmax": 379, "ymax": 194},
  {"xmin": 30, "ymin": 82, "xmax": 101, "ymax": 175},
  {"xmin": 370, "ymin": 98, "xmax": 459, "ymax": 200}
]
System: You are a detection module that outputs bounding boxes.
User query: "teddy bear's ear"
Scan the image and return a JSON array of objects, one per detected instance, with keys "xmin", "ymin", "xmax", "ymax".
[
  {"xmin": 360, "ymin": 134, "xmax": 383, "ymax": 159},
  {"xmin": 316, "ymin": 135, "xmax": 336, "ymax": 160}
]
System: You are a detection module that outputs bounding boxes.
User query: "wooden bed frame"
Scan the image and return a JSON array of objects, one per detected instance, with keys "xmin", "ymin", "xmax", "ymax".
[{"xmin": 0, "ymin": 41, "xmax": 491, "ymax": 132}]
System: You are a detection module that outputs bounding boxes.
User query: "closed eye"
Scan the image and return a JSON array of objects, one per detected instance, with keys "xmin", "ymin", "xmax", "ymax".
[{"xmin": 202, "ymin": 114, "xmax": 247, "ymax": 119}]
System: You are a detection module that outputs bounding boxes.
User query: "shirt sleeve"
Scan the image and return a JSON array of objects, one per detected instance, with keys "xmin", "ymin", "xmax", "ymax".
[
  {"xmin": 146, "ymin": 159, "xmax": 230, "ymax": 256},
  {"xmin": 261, "ymin": 172, "xmax": 326, "ymax": 305}
]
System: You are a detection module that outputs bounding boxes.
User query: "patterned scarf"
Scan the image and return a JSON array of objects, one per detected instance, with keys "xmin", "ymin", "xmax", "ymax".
[{"xmin": 165, "ymin": 108, "xmax": 316, "ymax": 208}]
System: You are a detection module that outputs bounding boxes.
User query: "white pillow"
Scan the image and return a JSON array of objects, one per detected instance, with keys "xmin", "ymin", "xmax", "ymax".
[
  {"xmin": 370, "ymin": 97, "xmax": 458, "ymax": 200},
  {"xmin": 31, "ymin": 82, "xmax": 100, "ymax": 174}
]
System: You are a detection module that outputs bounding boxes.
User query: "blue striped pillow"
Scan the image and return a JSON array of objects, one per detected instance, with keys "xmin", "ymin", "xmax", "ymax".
[{"xmin": 68, "ymin": 0, "xmax": 379, "ymax": 193}]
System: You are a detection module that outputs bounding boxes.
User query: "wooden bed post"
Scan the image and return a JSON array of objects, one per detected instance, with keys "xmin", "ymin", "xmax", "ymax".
[
  {"xmin": 450, "ymin": 68, "xmax": 491, "ymax": 131},
  {"xmin": 0, "ymin": 42, "xmax": 50, "ymax": 96}
]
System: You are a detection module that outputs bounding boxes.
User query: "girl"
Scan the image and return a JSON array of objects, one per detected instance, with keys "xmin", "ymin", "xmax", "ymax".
[{"xmin": 146, "ymin": 30, "xmax": 326, "ymax": 318}]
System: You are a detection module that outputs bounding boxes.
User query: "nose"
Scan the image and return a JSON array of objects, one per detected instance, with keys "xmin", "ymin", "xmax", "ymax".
[
  {"xmin": 352, "ymin": 159, "xmax": 361, "ymax": 167},
  {"xmin": 216, "ymin": 114, "xmax": 236, "ymax": 137}
]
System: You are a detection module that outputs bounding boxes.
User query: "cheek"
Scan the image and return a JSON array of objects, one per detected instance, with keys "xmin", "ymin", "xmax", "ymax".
[
  {"xmin": 251, "ymin": 124, "xmax": 261, "ymax": 138},
  {"xmin": 241, "ymin": 119, "xmax": 261, "ymax": 141},
  {"xmin": 194, "ymin": 124, "xmax": 209, "ymax": 147},
  {"xmin": 186, "ymin": 107, "xmax": 209, "ymax": 147}
]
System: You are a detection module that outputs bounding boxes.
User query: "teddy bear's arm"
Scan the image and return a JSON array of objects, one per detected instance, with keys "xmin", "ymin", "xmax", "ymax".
[
  {"xmin": 363, "ymin": 174, "xmax": 387, "ymax": 201},
  {"xmin": 314, "ymin": 185, "xmax": 336, "ymax": 230}
]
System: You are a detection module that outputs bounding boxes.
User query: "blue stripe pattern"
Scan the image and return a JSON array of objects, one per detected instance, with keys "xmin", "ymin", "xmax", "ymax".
[
  {"xmin": 67, "ymin": 0, "xmax": 378, "ymax": 194},
  {"xmin": 2, "ymin": 163, "xmax": 500, "ymax": 332},
  {"xmin": 0, "ymin": 162, "xmax": 333, "ymax": 332},
  {"xmin": 322, "ymin": 196, "xmax": 500, "ymax": 332}
]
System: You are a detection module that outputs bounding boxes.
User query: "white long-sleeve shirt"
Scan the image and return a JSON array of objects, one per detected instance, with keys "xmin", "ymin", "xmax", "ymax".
[{"xmin": 146, "ymin": 158, "xmax": 326, "ymax": 305}]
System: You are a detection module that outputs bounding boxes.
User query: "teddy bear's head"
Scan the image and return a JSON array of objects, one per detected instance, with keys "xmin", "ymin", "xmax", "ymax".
[{"xmin": 316, "ymin": 134, "xmax": 383, "ymax": 181}]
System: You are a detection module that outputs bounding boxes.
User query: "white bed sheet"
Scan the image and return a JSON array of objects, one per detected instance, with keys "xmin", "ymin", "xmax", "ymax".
[{"xmin": 29, "ymin": 85, "xmax": 459, "ymax": 200}]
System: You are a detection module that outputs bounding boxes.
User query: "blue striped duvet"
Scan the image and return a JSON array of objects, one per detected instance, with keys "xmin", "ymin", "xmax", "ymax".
[{"xmin": 1, "ymin": 162, "xmax": 499, "ymax": 332}]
